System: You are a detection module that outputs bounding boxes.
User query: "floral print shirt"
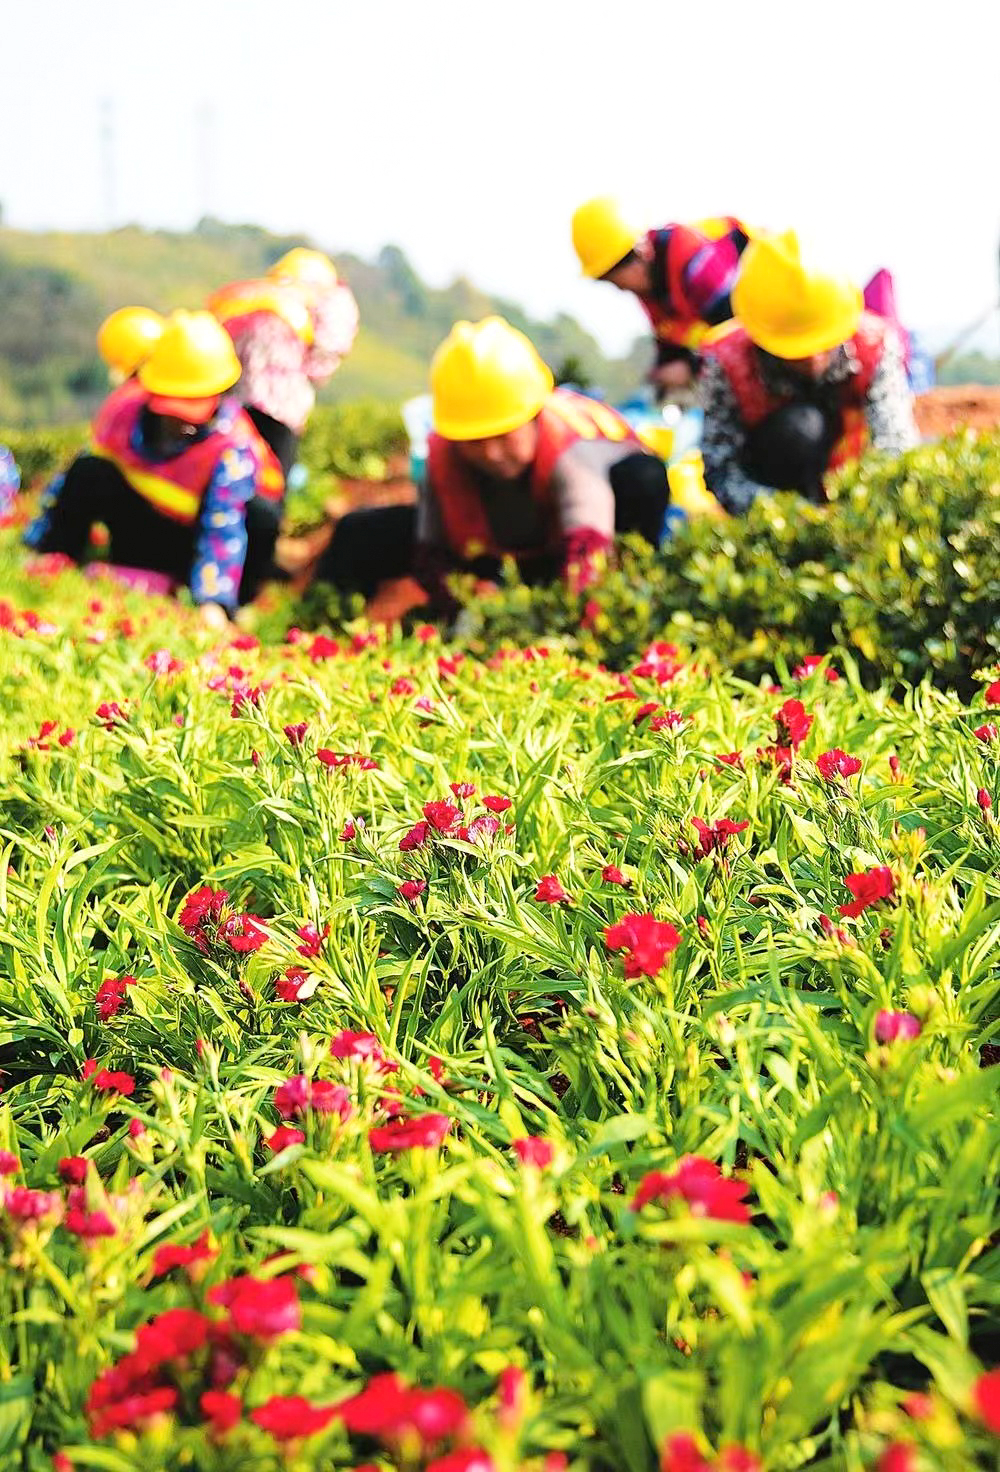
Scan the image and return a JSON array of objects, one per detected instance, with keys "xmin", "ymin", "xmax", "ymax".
[
  {"xmin": 228, "ymin": 282, "xmax": 360, "ymax": 433},
  {"xmin": 700, "ymin": 327, "xmax": 919, "ymax": 514}
]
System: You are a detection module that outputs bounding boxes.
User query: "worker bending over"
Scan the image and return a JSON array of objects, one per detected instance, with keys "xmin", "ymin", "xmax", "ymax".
[
  {"xmin": 25, "ymin": 311, "xmax": 285, "ymax": 627},
  {"xmin": 316, "ymin": 316, "xmax": 670, "ymax": 617},
  {"xmin": 572, "ymin": 197, "xmax": 751, "ymax": 400},
  {"xmin": 700, "ymin": 231, "xmax": 919, "ymax": 513}
]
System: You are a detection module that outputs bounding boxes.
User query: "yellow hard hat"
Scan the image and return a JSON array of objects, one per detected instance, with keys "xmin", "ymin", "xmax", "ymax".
[
  {"xmin": 430, "ymin": 317, "xmax": 554, "ymax": 441},
  {"xmin": 268, "ymin": 247, "xmax": 338, "ymax": 288},
  {"xmin": 572, "ymin": 197, "xmax": 640, "ymax": 279},
  {"xmin": 732, "ymin": 230, "xmax": 862, "ymax": 359},
  {"xmin": 96, "ymin": 306, "xmax": 165, "ymax": 378},
  {"xmin": 138, "ymin": 310, "xmax": 242, "ymax": 402}
]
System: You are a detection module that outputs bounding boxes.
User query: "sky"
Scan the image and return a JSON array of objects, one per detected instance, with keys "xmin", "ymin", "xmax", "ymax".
[{"xmin": 2, "ymin": 0, "xmax": 999, "ymax": 356}]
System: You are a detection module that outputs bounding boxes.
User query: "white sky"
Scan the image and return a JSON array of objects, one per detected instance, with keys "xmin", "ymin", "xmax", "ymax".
[{"xmin": 2, "ymin": 0, "xmax": 998, "ymax": 355}]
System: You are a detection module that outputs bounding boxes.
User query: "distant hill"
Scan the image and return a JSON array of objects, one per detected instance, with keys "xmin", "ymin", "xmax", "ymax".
[{"xmin": 0, "ymin": 218, "xmax": 639, "ymax": 425}]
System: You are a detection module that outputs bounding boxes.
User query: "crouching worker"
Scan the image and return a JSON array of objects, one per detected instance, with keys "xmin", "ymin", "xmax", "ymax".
[
  {"xmin": 314, "ymin": 316, "xmax": 670, "ymax": 618},
  {"xmin": 701, "ymin": 231, "xmax": 919, "ymax": 514},
  {"xmin": 24, "ymin": 311, "xmax": 285, "ymax": 628}
]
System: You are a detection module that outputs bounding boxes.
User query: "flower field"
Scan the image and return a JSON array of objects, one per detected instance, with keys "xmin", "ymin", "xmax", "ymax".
[{"xmin": 1, "ymin": 531, "xmax": 999, "ymax": 1472}]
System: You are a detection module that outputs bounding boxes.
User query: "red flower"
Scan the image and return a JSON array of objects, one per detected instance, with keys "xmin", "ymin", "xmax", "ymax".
[
  {"xmin": 975, "ymin": 723, "xmax": 998, "ymax": 742},
  {"xmin": 874, "ymin": 1010, "xmax": 922, "ymax": 1043},
  {"xmin": 0, "ymin": 1151, "xmax": 18, "ymax": 1176},
  {"xmin": 632, "ymin": 1156, "xmax": 751, "ymax": 1223},
  {"xmin": 902, "ymin": 1392, "xmax": 934, "ymax": 1421},
  {"xmin": 535, "ymin": 874, "xmax": 569, "ymax": 903},
  {"xmin": 398, "ymin": 879, "xmax": 426, "ymax": 903},
  {"xmin": 426, "ymin": 1452, "xmax": 495, "ymax": 1472},
  {"xmin": 309, "ymin": 1080, "xmax": 353, "ymax": 1117},
  {"xmin": 66, "ymin": 1207, "xmax": 116, "ymax": 1239},
  {"xmin": 369, "ymin": 1113, "xmax": 451, "ymax": 1152},
  {"xmin": 151, "ymin": 1231, "xmax": 216, "ymax": 1279},
  {"xmin": 90, "ymin": 1387, "xmax": 178, "ymax": 1439},
  {"xmin": 775, "ymin": 698, "xmax": 813, "ymax": 748},
  {"xmin": 717, "ymin": 1450, "xmax": 762, "ymax": 1472},
  {"xmin": 339, "ymin": 817, "xmax": 361, "ymax": 840},
  {"xmin": 179, "ymin": 886, "xmax": 228, "ymax": 939},
  {"xmin": 876, "ymin": 1445, "xmax": 917, "ymax": 1472},
  {"xmin": 95, "ymin": 700, "xmax": 127, "ymax": 730},
  {"xmin": 307, "ymin": 634, "xmax": 339, "ymax": 661},
  {"xmin": 604, "ymin": 912, "xmax": 681, "ymax": 978},
  {"xmin": 230, "ymin": 684, "xmax": 263, "ymax": 717},
  {"xmin": 330, "ymin": 1031, "xmax": 396, "ymax": 1070},
  {"xmin": 332, "ymin": 1373, "xmax": 468, "ymax": 1447},
  {"xmin": 274, "ymin": 1075, "xmax": 350, "ymax": 1120},
  {"xmin": 423, "ymin": 800, "xmax": 462, "ymax": 833},
  {"xmin": 482, "ymin": 795, "xmax": 512, "ymax": 813},
  {"xmin": 134, "ymin": 1308, "xmax": 211, "ymax": 1369},
  {"xmin": 58, "ymin": 728, "xmax": 75, "ymax": 747},
  {"xmin": 219, "ymin": 913, "xmax": 268, "ymax": 952},
  {"xmin": 4, "ymin": 1187, "xmax": 61, "ymax": 1221},
  {"xmin": 978, "ymin": 788, "xmax": 992, "ymax": 812},
  {"xmin": 816, "ymin": 748, "xmax": 862, "ymax": 780},
  {"xmin": 275, "ymin": 966, "xmax": 316, "ymax": 1002},
  {"xmin": 690, "ymin": 816, "xmax": 749, "ymax": 858},
  {"xmin": 265, "ymin": 1125, "xmax": 306, "ymax": 1152},
  {"xmin": 838, "ymin": 866, "xmax": 895, "ymax": 918},
  {"xmin": 973, "ymin": 1368, "xmax": 1000, "ymax": 1432},
  {"xmin": 250, "ymin": 1396, "xmax": 336, "ymax": 1441},
  {"xmin": 296, "ymin": 922, "xmax": 329, "ymax": 957},
  {"xmin": 757, "ymin": 743, "xmax": 794, "ymax": 780},
  {"xmin": 95, "ymin": 974, "xmax": 136, "ymax": 1021},
  {"xmin": 92, "ymin": 1069, "xmax": 135, "ymax": 1096},
  {"xmin": 462, "ymin": 814, "xmax": 501, "ymax": 844},
  {"xmin": 201, "ymin": 1389, "xmax": 242, "ymax": 1435},
  {"xmin": 889, "ymin": 753, "xmax": 902, "ymax": 780},
  {"xmin": 602, "ymin": 864, "xmax": 627, "ymax": 885},
  {"xmin": 58, "ymin": 1156, "xmax": 88, "ymax": 1185},
  {"xmin": 400, "ymin": 820, "xmax": 431, "ymax": 851},
  {"xmin": 660, "ymin": 1433, "xmax": 711, "ymax": 1472},
  {"xmin": 128, "ymin": 1118, "xmax": 146, "ymax": 1139},
  {"xmin": 633, "ymin": 700, "xmax": 660, "ymax": 725},
  {"xmin": 450, "ymin": 782, "xmax": 476, "ymax": 799},
  {"xmin": 81, "ymin": 1059, "xmax": 99, "ymax": 1080},
  {"xmin": 512, "ymin": 1136, "xmax": 554, "ymax": 1168},
  {"xmin": 716, "ymin": 751, "xmax": 744, "ymax": 769},
  {"xmin": 985, "ymin": 680, "xmax": 1000, "ymax": 705},
  {"xmin": 283, "ymin": 721, "xmax": 309, "ymax": 747},
  {"xmin": 209, "ymin": 1275, "xmax": 301, "ymax": 1339}
]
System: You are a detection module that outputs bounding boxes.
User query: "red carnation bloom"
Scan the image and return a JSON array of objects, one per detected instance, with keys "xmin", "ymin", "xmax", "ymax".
[
  {"xmin": 605, "ymin": 912, "xmax": 681, "ymax": 978},
  {"xmin": 975, "ymin": 723, "xmax": 998, "ymax": 742},
  {"xmin": 275, "ymin": 965, "xmax": 316, "ymax": 1002},
  {"xmin": 838, "ymin": 866, "xmax": 895, "ymax": 918},
  {"xmin": 309, "ymin": 1080, "xmax": 352, "ymax": 1118},
  {"xmin": 95, "ymin": 974, "xmax": 136, "ymax": 1022},
  {"xmin": 535, "ymin": 874, "xmax": 569, "ymax": 903},
  {"xmin": 250, "ymin": 1395, "xmax": 336, "ymax": 1441},
  {"xmin": 512, "ymin": 1136, "xmax": 554, "ymax": 1168},
  {"xmin": 0, "ymin": 1151, "xmax": 18, "ymax": 1177},
  {"xmin": 332, "ymin": 1373, "xmax": 468, "ymax": 1447},
  {"xmin": 296, "ymin": 922, "xmax": 329, "ymax": 957},
  {"xmin": 716, "ymin": 751, "xmax": 744, "ymax": 769},
  {"xmin": 973, "ymin": 1368, "xmax": 1000, "ymax": 1432},
  {"xmin": 985, "ymin": 680, "xmax": 1000, "ymax": 705},
  {"xmin": 151, "ymin": 1231, "xmax": 217, "ymax": 1279},
  {"xmin": 482, "ymin": 795, "xmax": 512, "ymax": 813},
  {"xmin": 660, "ymin": 1432, "xmax": 711, "ymax": 1472},
  {"xmin": 330, "ymin": 1031, "xmax": 395, "ymax": 1070},
  {"xmin": 201, "ymin": 1389, "xmax": 242, "ymax": 1435},
  {"xmin": 978, "ymin": 788, "xmax": 992, "ymax": 812},
  {"xmin": 307, "ymin": 634, "xmax": 339, "ymax": 661},
  {"xmin": 426, "ymin": 1451, "xmax": 496, "ymax": 1472},
  {"xmin": 602, "ymin": 864, "xmax": 627, "ymax": 885},
  {"xmin": 690, "ymin": 816, "xmax": 749, "ymax": 858},
  {"xmin": 717, "ymin": 1449, "xmax": 762, "ymax": 1472},
  {"xmin": 400, "ymin": 820, "xmax": 431, "ymax": 851},
  {"xmin": 4, "ymin": 1186, "xmax": 61, "ymax": 1221},
  {"xmin": 265, "ymin": 1125, "xmax": 306, "ymax": 1152},
  {"xmin": 876, "ymin": 1445, "xmax": 917, "ymax": 1472},
  {"xmin": 92, "ymin": 1069, "xmax": 135, "ymax": 1096},
  {"xmin": 874, "ymin": 1010, "xmax": 922, "ymax": 1043},
  {"xmin": 398, "ymin": 879, "xmax": 426, "ymax": 903},
  {"xmin": 58, "ymin": 1156, "xmax": 88, "ymax": 1185},
  {"xmin": 450, "ymin": 782, "xmax": 476, "ymax": 799},
  {"xmin": 95, "ymin": 700, "xmax": 127, "ymax": 730},
  {"xmin": 89, "ymin": 1387, "xmax": 178, "ymax": 1439},
  {"xmin": 134, "ymin": 1308, "xmax": 211, "ymax": 1370},
  {"xmin": 273, "ymin": 1075, "xmax": 310, "ymax": 1118},
  {"xmin": 283, "ymin": 722, "xmax": 309, "ymax": 747},
  {"xmin": 775, "ymin": 698, "xmax": 813, "ymax": 748},
  {"xmin": 757, "ymin": 743, "xmax": 794, "ymax": 781},
  {"xmin": 208, "ymin": 1275, "xmax": 301, "ymax": 1339},
  {"xmin": 816, "ymin": 748, "xmax": 862, "ymax": 780},
  {"xmin": 339, "ymin": 817, "xmax": 361, "ymax": 840},
  {"xmin": 633, "ymin": 1155, "xmax": 750, "ymax": 1223},
  {"xmin": 219, "ymin": 913, "xmax": 268, "ymax": 953},
  {"xmin": 179, "ymin": 885, "xmax": 228, "ymax": 936},
  {"xmin": 423, "ymin": 801, "xmax": 461, "ymax": 833},
  {"xmin": 66, "ymin": 1207, "xmax": 116, "ymax": 1239},
  {"xmin": 369, "ymin": 1113, "xmax": 451, "ymax": 1152}
]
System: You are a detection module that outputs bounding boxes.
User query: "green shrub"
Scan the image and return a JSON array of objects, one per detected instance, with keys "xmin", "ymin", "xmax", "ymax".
[
  {"xmin": 300, "ymin": 399, "xmax": 407, "ymax": 481},
  {"xmin": 0, "ymin": 422, "xmax": 87, "ymax": 486}
]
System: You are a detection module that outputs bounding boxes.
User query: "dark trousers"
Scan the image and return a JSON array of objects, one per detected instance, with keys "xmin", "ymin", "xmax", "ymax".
[
  {"xmin": 742, "ymin": 402, "xmax": 842, "ymax": 502},
  {"xmin": 316, "ymin": 451, "xmax": 670, "ymax": 601},
  {"xmin": 31, "ymin": 454, "xmax": 280, "ymax": 605},
  {"xmin": 247, "ymin": 407, "xmax": 299, "ymax": 481}
]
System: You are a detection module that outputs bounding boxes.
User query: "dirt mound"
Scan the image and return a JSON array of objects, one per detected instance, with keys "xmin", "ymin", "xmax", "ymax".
[{"xmin": 915, "ymin": 385, "xmax": 1000, "ymax": 438}]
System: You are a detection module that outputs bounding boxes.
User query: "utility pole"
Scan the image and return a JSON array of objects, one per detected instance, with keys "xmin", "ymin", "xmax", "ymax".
[{"xmin": 100, "ymin": 97, "xmax": 117, "ymax": 229}]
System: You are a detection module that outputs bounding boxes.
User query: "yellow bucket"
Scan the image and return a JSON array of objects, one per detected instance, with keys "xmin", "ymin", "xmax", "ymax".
[{"xmin": 667, "ymin": 452, "xmax": 725, "ymax": 519}]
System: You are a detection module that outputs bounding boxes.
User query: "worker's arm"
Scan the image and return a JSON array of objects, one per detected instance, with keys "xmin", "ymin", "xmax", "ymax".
[
  {"xmin": 411, "ymin": 478, "xmax": 460, "ymax": 615},
  {"xmin": 699, "ymin": 357, "xmax": 772, "ymax": 514},
  {"xmin": 864, "ymin": 327, "xmax": 920, "ymax": 454},
  {"xmin": 189, "ymin": 446, "xmax": 259, "ymax": 615},
  {"xmin": 549, "ymin": 441, "xmax": 618, "ymax": 588}
]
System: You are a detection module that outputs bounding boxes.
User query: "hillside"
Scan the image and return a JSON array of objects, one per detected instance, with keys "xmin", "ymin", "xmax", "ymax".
[{"xmin": 0, "ymin": 218, "xmax": 635, "ymax": 425}]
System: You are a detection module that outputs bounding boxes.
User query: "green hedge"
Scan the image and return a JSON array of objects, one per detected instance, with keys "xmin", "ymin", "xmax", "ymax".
[{"xmin": 448, "ymin": 431, "xmax": 1000, "ymax": 692}]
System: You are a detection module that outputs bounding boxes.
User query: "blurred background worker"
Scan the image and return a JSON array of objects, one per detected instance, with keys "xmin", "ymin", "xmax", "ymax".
[
  {"xmin": 24, "ymin": 311, "xmax": 285, "ymax": 627},
  {"xmin": 207, "ymin": 246, "xmax": 359, "ymax": 478},
  {"xmin": 314, "ymin": 316, "xmax": 670, "ymax": 618},
  {"xmin": 700, "ymin": 231, "xmax": 919, "ymax": 514},
  {"xmin": 96, "ymin": 306, "xmax": 165, "ymax": 385},
  {"xmin": 572, "ymin": 197, "xmax": 752, "ymax": 403}
]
